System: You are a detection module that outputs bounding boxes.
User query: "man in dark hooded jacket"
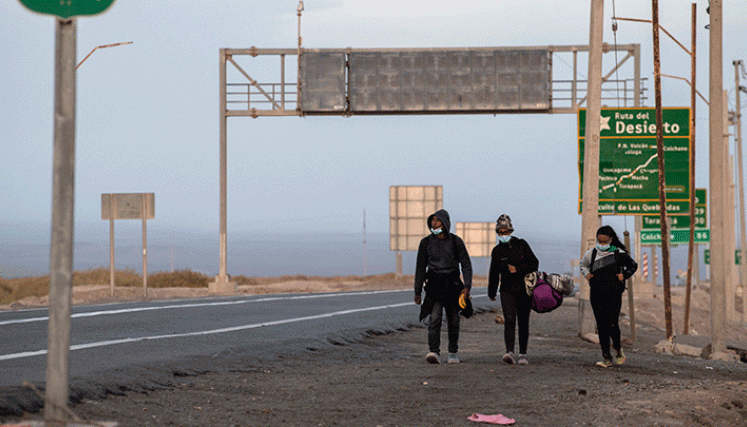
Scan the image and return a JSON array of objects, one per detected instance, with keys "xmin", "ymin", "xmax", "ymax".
[{"xmin": 414, "ymin": 209, "xmax": 472, "ymax": 364}]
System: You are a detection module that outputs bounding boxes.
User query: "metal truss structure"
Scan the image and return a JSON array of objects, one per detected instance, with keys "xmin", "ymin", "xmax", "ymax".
[{"xmin": 213, "ymin": 43, "xmax": 645, "ymax": 289}]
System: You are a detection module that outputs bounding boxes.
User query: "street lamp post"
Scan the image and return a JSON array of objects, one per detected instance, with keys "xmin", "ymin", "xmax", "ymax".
[{"xmin": 77, "ymin": 41, "xmax": 133, "ymax": 69}]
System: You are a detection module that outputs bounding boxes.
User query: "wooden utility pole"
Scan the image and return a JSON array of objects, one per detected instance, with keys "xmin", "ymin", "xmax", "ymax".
[
  {"xmin": 684, "ymin": 2, "xmax": 697, "ymax": 335},
  {"xmin": 734, "ymin": 60, "xmax": 747, "ymax": 325},
  {"xmin": 624, "ymin": 231, "xmax": 636, "ymax": 340},
  {"xmin": 652, "ymin": 0, "xmax": 674, "ymax": 340}
]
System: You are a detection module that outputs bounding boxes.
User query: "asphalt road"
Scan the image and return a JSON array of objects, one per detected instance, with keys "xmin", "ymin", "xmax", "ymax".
[{"xmin": 0, "ymin": 289, "xmax": 491, "ymax": 389}]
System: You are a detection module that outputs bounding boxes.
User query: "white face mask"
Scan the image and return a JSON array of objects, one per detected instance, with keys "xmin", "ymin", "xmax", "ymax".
[
  {"xmin": 498, "ymin": 235, "xmax": 511, "ymax": 243},
  {"xmin": 430, "ymin": 227, "xmax": 443, "ymax": 235}
]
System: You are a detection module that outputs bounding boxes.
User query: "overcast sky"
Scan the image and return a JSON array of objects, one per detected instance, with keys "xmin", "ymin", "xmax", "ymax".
[{"xmin": 2, "ymin": 0, "xmax": 746, "ymax": 247}]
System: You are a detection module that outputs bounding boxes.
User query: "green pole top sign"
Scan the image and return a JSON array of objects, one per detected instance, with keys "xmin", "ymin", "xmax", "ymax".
[
  {"xmin": 578, "ymin": 107, "xmax": 692, "ymax": 216},
  {"xmin": 19, "ymin": 0, "xmax": 116, "ymax": 19}
]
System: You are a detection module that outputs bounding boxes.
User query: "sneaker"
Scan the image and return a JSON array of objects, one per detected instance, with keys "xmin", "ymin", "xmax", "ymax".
[
  {"xmin": 447, "ymin": 353, "xmax": 460, "ymax": 364},
  {"xmin": 502, "ymin": 352, "xmax": 516, "ymax": 365},
  {"xmin": 426, "ymin": 352, "xmax": 441, "ymax": 364},
  {"xmin": 517, "ymin": 354, "xmax": 529, "ymax": 365},
  {"xmin": 596, "ymin": 358, "xmax": 613, "ymax": 368},
  {"xmin": 614, "ymin": 349, "xmax": 626, "ymax": 365}
]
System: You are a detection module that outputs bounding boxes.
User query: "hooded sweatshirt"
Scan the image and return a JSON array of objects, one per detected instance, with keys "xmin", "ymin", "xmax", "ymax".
[{"xmin": 413, "ymin": 209, "xmax": 473, "ymax": 296}]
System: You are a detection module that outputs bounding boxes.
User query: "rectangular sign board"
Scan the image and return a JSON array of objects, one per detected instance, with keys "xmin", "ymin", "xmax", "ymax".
[
  {"xmin": 578, "ymin": 107, "xmax": 691, "ymax": 215},
  {"xmin": 642, "ymin": 188, "xmax": 706, "ymax": 230},
  {"xmin": 299, "ymin": 51, "xmax": 347, "ymax": 112},
  {"xmin": 302, "ymin": 48, "xmax": 553, "ymax": 114},
  {"xmin": 389, "ymin": 186, "xmax": 443, "ymax": 251},
  {"xmin": 640, "ymin": 228, "xmax": 709, "ymax": 245},
  {"xmin": 455, "ymin": 222, "xmax": 495, "ymax": 258},
  {"xmin": 102, "ymin": 193, "xmax": 155, "ymax": 220}
]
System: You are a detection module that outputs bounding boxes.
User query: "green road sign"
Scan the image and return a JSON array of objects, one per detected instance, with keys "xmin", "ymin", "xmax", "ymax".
[
  {"xmin": 640, "ymin": 228, "xmax": 709, "ymax": 245},
  {"xmin": 578, "ymin": 107, "xmax": 691, "ymax": 215},
  {"xmin": 704, "ymin": 249, "xmax": 742, "ymax": 265},
  {"xmin": 18, "ymin": 0, "xmax": 116, "ymax": 19},
  {"xmin": 642, "ymin": 188, "xmax": 707, "ymax": 230}
]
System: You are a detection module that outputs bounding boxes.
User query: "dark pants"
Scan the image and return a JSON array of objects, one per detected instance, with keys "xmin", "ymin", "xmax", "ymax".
[
  {"xmin": 590, "ymin": 286, "xmax": 624, "ymax": 359},
  {"xmin": 500, "ymin": 289, "xmax": 532, "ymax": 354},
  {"xmin": 427, "ymin": 299, "xmax": 460, "ymax": 354}
]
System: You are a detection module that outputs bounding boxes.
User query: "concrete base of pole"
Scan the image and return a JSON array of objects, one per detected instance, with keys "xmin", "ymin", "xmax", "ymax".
[
  {"xmin": 635, "ymin": 280, "xmax": 655, "ymax": 298},
  {"xmin": 578, "ymin": 297, "xmax": 597, "ymax": 338},
  {"xmin": 209, "ymin": 275, "xmax": 237, "ymax": 294},
  {"xmin": 709, "ymin": 351, "xmax": 740, "ymax": 362}
]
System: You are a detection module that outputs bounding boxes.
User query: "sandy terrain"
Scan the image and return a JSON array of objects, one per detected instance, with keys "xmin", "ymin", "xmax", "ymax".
[{"xmin": 2, "ymin": 277, "xmax": 747, "ymax": 426}]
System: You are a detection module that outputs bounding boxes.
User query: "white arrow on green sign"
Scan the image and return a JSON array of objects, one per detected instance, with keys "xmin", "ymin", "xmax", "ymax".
[
  {"xmin": 640, "ymin": 228, "xmax": 710, "ymax": 245},
  {"xmin": 18, "ymin": 0, "xmax": 116, "ymax": 19}
]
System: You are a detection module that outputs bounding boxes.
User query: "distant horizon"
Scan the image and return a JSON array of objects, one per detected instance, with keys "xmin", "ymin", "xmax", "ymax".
[{"xmin": 1, "ymin": 222, "xmax": 702, "ymax": 284}]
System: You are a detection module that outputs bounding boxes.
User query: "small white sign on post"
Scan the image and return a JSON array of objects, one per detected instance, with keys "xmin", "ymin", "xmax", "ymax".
[{"xmin": 102, "ymin": 193, "xmax": 155, "ymax": 297}]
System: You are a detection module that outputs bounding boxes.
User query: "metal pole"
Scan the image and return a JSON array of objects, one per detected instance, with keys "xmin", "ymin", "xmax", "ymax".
[
  {"xmin": 634, "ymin": 43, "xmax": 641, "ymax": 108},
  {"xmin": 734, "ymin": 60, "xmax": 747, "ymax": 325},
  {"xmin": 395, "ymin": 251, "xmax": 403, "ymax": 279},
  {"xmin": 651, "ymin": 246, "xmax": 657, "ymax": 288},
  {"xmin": 624, "ymin": 231, "xmax": 636, "ymax": 340},
  {"xmin": 634, "ymin": 45, "xmax": 643, "ymax": 287},
  {"xmin": 45, "ymin": 17, "xmax": 76, "ymax": 426},
  {"xmin": 363, "ymin": 208, "xmax": 367, "ymax": 276},
  {"xmin": 579, "ymin": 0, "xmax": 604, "ymax": 338},
  {"xmin": 281, "ymin": 54, "xmax": 286, "ymax": 109},
  {"xmin": 219, "ymin": 49, "xmax": 228, "ymax": 284},
  {"xmin": 634, "ymin": 217, "xmax": 642, "ymax": 281},
  {"xmin": 727, "ymin": 136, "xmax": 737, "ymax": 322},
  {"xmin": 652, "ymin": 0, "xmax": 674, "ymax": 340},
  {"xmin": 708, "ymin": 0, "xmax": 727, "ymax": 355},
  {"xmin": 296, "ymin": 1, "xmax": 303, "ymax": 112},
  {"xmin": 142, "ymin": 193, "xmax": 148, "ymax": 298},
  {"xmin": 572, "ymin": 48, "xmax": 578, "ymax": 109},
  {"xmin": 684, "ymin": 2, "xmax": 697, "ymax": 335},
  {"xmin": 109, "ymin": 196, "xmax": 115, "ymax": 296},
  {"xmin": 694, "ymin": 243, "xmax": 700, "ymax": 288}
]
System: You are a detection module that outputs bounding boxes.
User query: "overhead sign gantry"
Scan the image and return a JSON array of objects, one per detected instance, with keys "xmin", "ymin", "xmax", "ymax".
[{"xmin": 213, "ymin": 43, "xmax": 643, "ymax": 291}]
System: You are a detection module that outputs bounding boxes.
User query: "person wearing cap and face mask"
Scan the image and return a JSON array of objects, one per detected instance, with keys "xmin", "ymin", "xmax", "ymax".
[
  {"xmin": 414, "ymin": 209, "xmax": 473, "ymax": 365},
  {"xmin": 487, "ymin": 214, "xmax": 539, "ymax": 366},
  {"xmin": 579, "ymin": 225, "xmax": 638, "ymax": 368}
]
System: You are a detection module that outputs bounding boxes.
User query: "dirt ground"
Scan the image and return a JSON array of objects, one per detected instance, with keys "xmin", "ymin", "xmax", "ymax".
[{"xmin": 2, "ymin": 278, "xmax": 747, "ymax": 426}]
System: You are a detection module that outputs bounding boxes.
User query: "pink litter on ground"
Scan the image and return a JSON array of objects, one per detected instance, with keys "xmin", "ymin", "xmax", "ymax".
[{"xmin": 467, "ymin": 413, "xmax": 516, "ymax": 425}]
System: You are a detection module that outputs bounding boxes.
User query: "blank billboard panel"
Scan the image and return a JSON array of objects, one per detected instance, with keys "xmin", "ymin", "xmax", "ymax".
[
  {"xmin": 455, "ymin": 222, "xmax": 495, "ymax": 258},
  {"xmin": 389, "ymin": 185, "xmax": 443, "ymax": 251},
  {"xmin": 300, "ymin": 51, "xmax": 346, "ymax": 112},
  {"xmin": 349, "ymin": 49, "xmax": 550, "ymax": 113}
]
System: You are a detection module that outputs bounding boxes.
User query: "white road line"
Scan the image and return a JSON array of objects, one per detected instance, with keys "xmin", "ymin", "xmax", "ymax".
[
  {"xmin": 0, "ymin": 293, "xmax": 489, "ymax": 362},
  {"xmin": 0, "ymin": 301, "xmax": 412, "ymax": 361},
  {"xmin": 0, "ymin": 289, "xmax": 410, "ymax": 326}
]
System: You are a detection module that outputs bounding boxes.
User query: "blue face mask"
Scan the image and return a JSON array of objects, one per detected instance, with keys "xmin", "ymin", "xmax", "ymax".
[
  {"xmin": 430, "ymin": 228, "xmax": 443, "ymax": 235},
  {"xmin": 498, "ymin": 235, "xmax": 511, "ymax": 243},
  {"xmin": 596, "ymin": 243, "xmax": 610, "ymax": 251}
]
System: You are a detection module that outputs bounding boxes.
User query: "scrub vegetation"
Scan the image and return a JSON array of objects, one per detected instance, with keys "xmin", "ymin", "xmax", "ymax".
[
  {"xmin": 0, "ymin": 268, "xmax": 203, "ymax": 305},
  {"xmin": 0, "ymin": 270, "xmax": 406, "ymax": 306}
]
